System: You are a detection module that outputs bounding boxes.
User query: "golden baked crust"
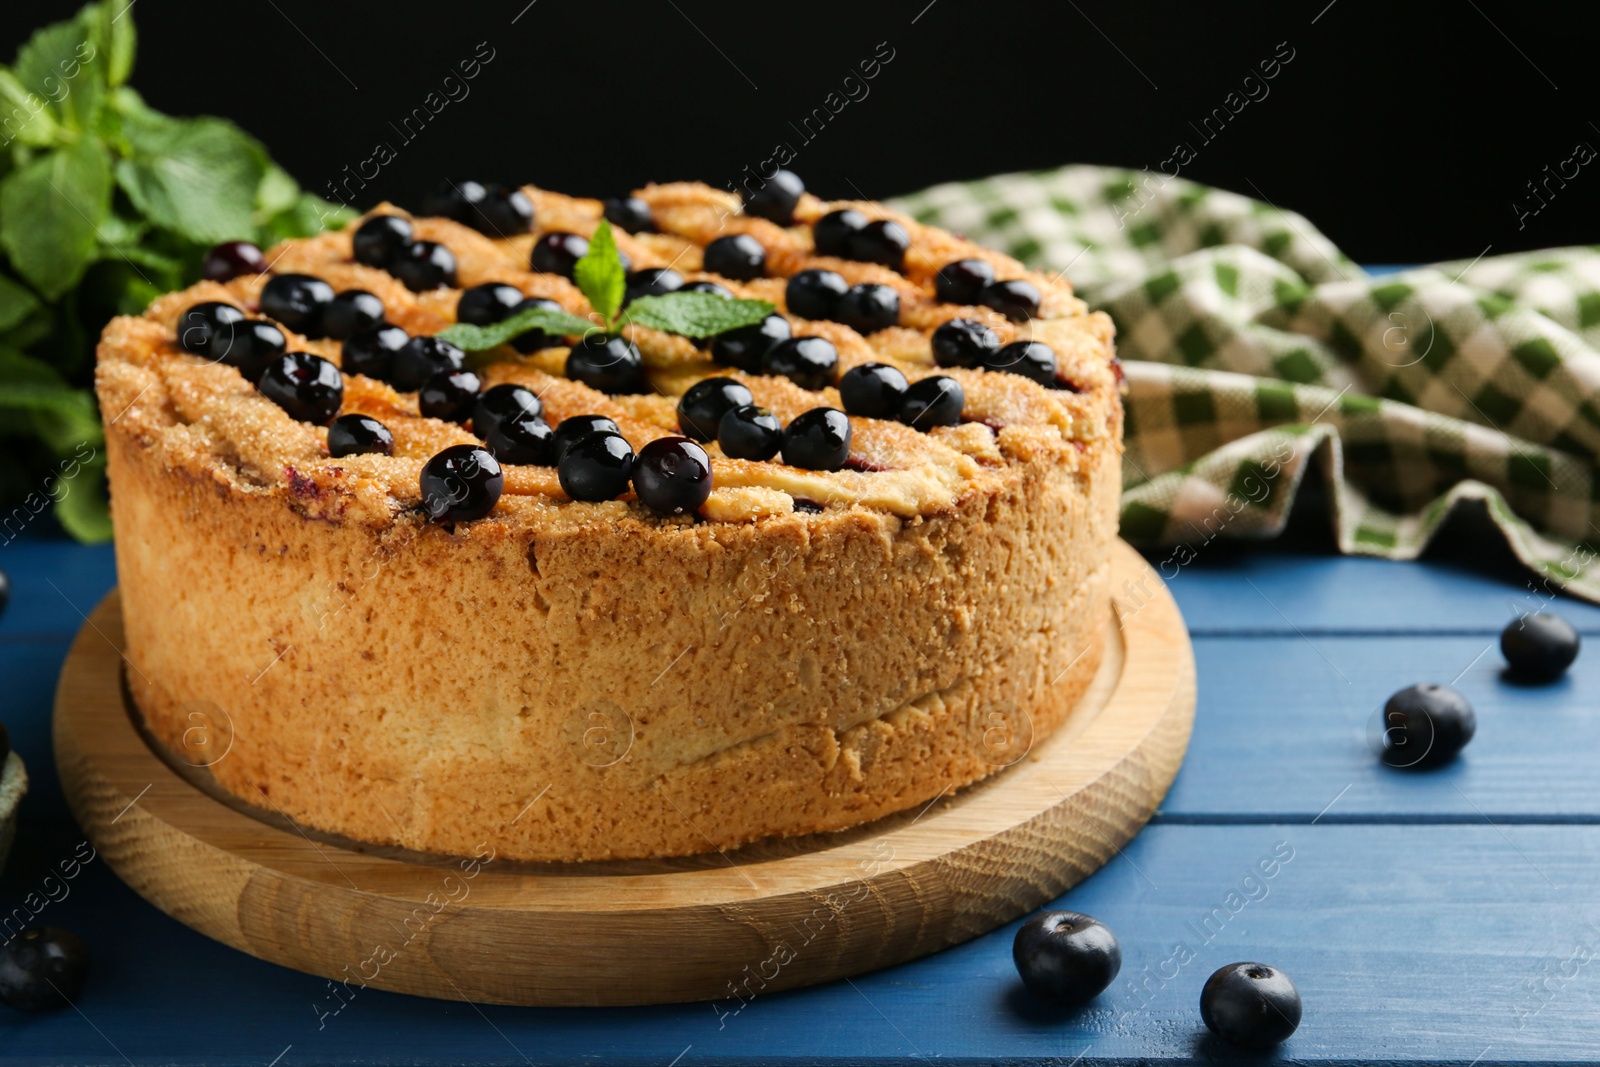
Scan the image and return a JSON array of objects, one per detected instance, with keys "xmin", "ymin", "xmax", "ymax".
[{"xmin": 96, "ymin": 181, "xmax": 1122, "ymax": 861}]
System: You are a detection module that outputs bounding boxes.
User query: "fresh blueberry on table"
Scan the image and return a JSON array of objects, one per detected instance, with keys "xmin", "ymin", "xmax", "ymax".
[
  {"xmin": 986, "ymin": 340, "xmax": 1058, "ymax": 387},
  {"xmin": 177, "ymin": 301, "xmax": 246, "ymax": 358},
  {"xmin": 633, "ymin": 437, "xmax": 713, "ymax": 515},
  {"xmin": 326, "ymin": 414, "xmax": 393, "ymax": 458},
  {"xmin": 840, "ymin": 362, "xmax": 909, "ymax": 419},
  {"xmin": 391, "ymin": 240, "xmax": 458, "ymax": 292},
  {"xmin": 718, "ymin": 404, "xmax": 783, "ymax": 461},
  {"xmin": 900, "ymin": 375, "xmax": 965, "ymax": 429},
  {"xmin": 762, "ymin": 336, "xmax": 839, "ymax": 391},
  {"xmin": 677, "ymin": 378, "xmax": 754, "ymax": 443},
  {"xmin": 472, "ymin": 383, "xmax": 543, "ymax": 440},
  {"xmin": 341, "ymin": 324, "xmax": 410, "ymax": 382},
  {"xmin": 979, "ymin": 279, "xmax": 1041, "ymax": 322},
  {"xmin": 932, "ymin": 318, "xmax": 1000, "ymax": 369},
  {"xmin": 848, "ymin": 219, "xmax": 910, "ymax": 271},
  {"xmin": 530, "ymin": 232, "xmax": 590, "ymax": 277},
  {"xmin": 552, "ymin": 415, "xmax": 622, "ymax": 462},
  {"xmin": 742, "ymin": 168, "xmax": 805, "ymax": 224},
  {"xmin": 1379, "ymin": 683, "xmax": 1476, "ymax": 769},
  {"xmin": 0, "ymin": 926, "xmax": 90, "ymax": 1012},
  {"xmin": 418, "ymin": 368, "xmax": 483, "ymax": 424},
  {"xmin": 456, "ymin": 283, "xmax": 524, "ymax": 327},
  {"xmin": 558, "ymin": 431, "xmax": 636, "ymax": 502},
  {"xmin": 390, "ymin": 336, "xmax": 467, "ymax": 393},
  {"xmin": 566, "ymin": 335, "xmax": 647, "ymax": 394},
  {"xmin": 786, "ymin": 269, "xmax": 850, "ymax": 321},
  {"xmin": 603, "ymin": 195, "xmax": 655, "ymax": 234},
  {"xmin": 1200, "ymin": 962, "xmax": 1302, "ymax": 1048},
  {"xmin": 201, "ymin": 240, "xmax": 266, "ymax": 283},
  {"xmin": 834, "ymin": 283, "xmax": 900, "ymax": 334},
  {"xmin": 257, "ymin": 352, "xmax": 343, "ymax": 425},
  {"xmin": 420, "ymin": 445, "xmax": 503, "ymax": 523},
  {"xmin": 935, "ymin": 258, "xmax": 996, "ymax": 304},
  {"xmin": 711, "ymin": 313, "xmax": 791, "ymax": 372},
  {"xmin": 351, "ymin": 214, "xmax": 413, "ymax": 269},
  {"xmin": 1501, "ymin": 612, "xmax": 1580, "ymax": 682},
  {"xmin": 813, "ymin": 209, "xmax": 868, "ymax": 258},
  {"xmin": 484, "ymin": 413, "xmax": 555, "ymax": 466},
  {"xmin": 321, "ymin": 290, "xmax": 386, "ymax": 341},
  {"xmin": 702, "ymin": 234, "xmax": 767, "ymax": 280},
  {"xmin": 260, "ymin": 273, "xmax": 335, "ymax": 335},
  {"xmin": 781, "ymin": 407, "xmax": 852, "ymax": 471},
  {"xmin": 1012, "ymin": 911, "xmax": 1121, "ymax": 1005}
]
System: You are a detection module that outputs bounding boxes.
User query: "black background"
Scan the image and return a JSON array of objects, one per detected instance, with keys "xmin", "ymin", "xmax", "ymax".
[{"xmin": 3, "ymin": 0, "xmax": 1597, "ymax": 265}]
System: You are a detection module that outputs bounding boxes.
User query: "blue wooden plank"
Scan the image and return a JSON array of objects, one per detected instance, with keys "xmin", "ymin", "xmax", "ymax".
[
  {"xmin": 3, "ymin": 822, "xmax": 1598, "ymax": 1065},
  {"xmin": 0, "ymin": 542, "xmax": 117, "ymax": 641},
  {"xmin": 1158, "ymin": 633, "xmax": 1600, "ymax": 822}
]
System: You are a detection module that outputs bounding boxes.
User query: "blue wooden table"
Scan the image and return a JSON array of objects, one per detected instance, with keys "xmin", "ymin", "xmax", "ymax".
[{"xmin": 4, "ymin": 524, "xmax": 1600, "ymax": 1065}]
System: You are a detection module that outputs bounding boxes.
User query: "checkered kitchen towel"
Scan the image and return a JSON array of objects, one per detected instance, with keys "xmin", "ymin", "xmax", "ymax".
[{"xmin": 893, "ymin": 166, "xmax": 1600, "ymax": 604}]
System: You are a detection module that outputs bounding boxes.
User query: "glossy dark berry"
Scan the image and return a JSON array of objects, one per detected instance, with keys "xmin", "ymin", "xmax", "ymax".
[
  {"xmin": 979, "ymin": 279, "xmax": 1041, "ymax": 322},
  {"xmin": 508, "ymin": 296, "xmax": 567, "ymax": 353},
  {"xmin": 839, "ymin": 362, "xmax": 909, "ymax": 419},
  {"xmin": 849, "ymin": 219, "xmax": 910, "ymax": 270},
  {"xmin": 392, "ymin": 240, "xmax": 458, "ymax": 292},
  {"xmin": 1200, "ymin": 962, "xmax": 1302, "ymax": 1048},
  {"xmin": 419, "ymin": 368, "xmax": 483, "ymax": 423},
  {"xmin": 781, "ymin": 407, "xmax": 851, "ymax": 470},
  {"xmin": 567, "ymin": 334, "xmax": 646, "ymax": 394},
  {"xmin": 702, "ymin": 234, "xmax": 766, "ymax": 280},
  {"xmin": 257, "ymin": 352, "xmax": 344, "ymax": 425},
  {"xmin": 604, "ymin": 196, "xmax": 655, "ymax": 234},
  {"xmin": 786, "ymin": 269, "xmax": 848, "ymax": 320},
  {"xmin": 987, "ymin": 340, "xmax": 1058, "ymax": 386},
  {"xmin": 341, "ymin": 324, "xmax": 409, "ymax": 381},
  {"xmin": 633, "ymin": 437, "xmax": 713, "ymax": 515},
  {"xmin": 1380, "ymin": 683, "xmax": 1476, "ymax": 769},
  {"xmin": 261, "ymin": 273, "xmax": 335, "ymax": 335},
  {"xmin": 326, "ymin": 413, "xmax": 394, "ymax": 458},
  {"xmin": 1501, "ymin": 613, "xmax": 1580, "ymax": 682},
  {"xmin": 352, "ymin": 214, "xmax": 413, "ymax": 268},
  {"xmin": 677, "ymin": 377, "xmax": 754, "ymax": 442},
  {"xmin": 625, "ymin": 267, "xmax": 684, "ymax": 306},
  {"xmin": 456, "ymin": 283, "xmax": 525, "ymax": 326},
  {"xmin": 214, "ymin": 321, "xmax": 288, "ymax": 381},
  {"xmin": 743, "ymin": 169, "xmax": 805, "ymax": 224},
  {"xmin": 718, "ymin": 404, "xmax": 782, "ymax": 460},
  {"xmin": 552, "ymin": 415, "xmax": 622, "ymax": 461},
  {"xmin": 834, "ymin": 283, "xmax": 900, "ymax": 334},
  {"xmin": 201, "ymin": 240, "xmax": 266, "ymax": 282},
  {"xmin": 935, "ymin": 258, "xmax": 996, "ymax": 304},
  {"xmin": 932, "ymin": 318, "xmax": 1000, "ymax": 368},
  {"xmin": 484, "ymin": 413, "xmax": 554, "ymax": 465},
  {"xmin": 900, "ymin": 375, "xmax": 965, "ymax": 429},
  {"xmin": 472, "ymin": 383, "xmax": 543, "ymax": 439},
  {"xmin": 420, "ymin": 444, "xmax": 503, "ymax": 523},
  {"xmin": 420, "ymin": 178, "xmax": 488, "ymax": 221},
  {"xmin": 711, "ymin": 313, "xmax": 790, "ymax": 372},
  {"xmin": 322, "ymin": 290, "xmax": 386, "ymax": 340},
  {"xmin": 0, "ymin": 926, "xmax": 89, "ymax": 1011},
  {"xmin": 177, "ymin": 301, "xmax": 246, "ymax": 357},
  {"xmin": 531, "ymin": 231, "xmax": 589, "ymax": 277},
  {"xmin": 680, "ymin": 280, "xmax": 732, "ymax": 298},
  {"xmin": 390, "ymin": 335, "xmax": 466, "ymax": 392},
  {"xmin": 558, "ymin": 431, "xmax": 635, "ymax": 502},
  {"xmin": 469, "ymin": 184, "xmax": 535, "ymax": 236},
  {"xmin": 763, "ymin": 336, "xmax": 838, "ymax": 390},
  {"xmin": 812, "ymin": 209, "xmax": 867, "ymax": 257},
  {"xmin": 1012, "ymin": 911, "xmax": 1121, "ymax": 1005}
]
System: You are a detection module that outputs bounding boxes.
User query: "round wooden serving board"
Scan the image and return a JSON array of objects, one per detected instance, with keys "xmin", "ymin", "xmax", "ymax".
[{"xmin": 55, "ymin": 540, "xmax": 1194, "ymax": 1007}]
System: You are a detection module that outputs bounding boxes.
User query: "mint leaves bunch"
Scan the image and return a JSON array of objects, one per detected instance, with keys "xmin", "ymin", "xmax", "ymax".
[
  {"xmin": 0, "ymin": 2, "xmax": 353, "ymax": 541},
  {"xmin": 437, "ymin": 219, "xmax": 773, "ymax": 352}
]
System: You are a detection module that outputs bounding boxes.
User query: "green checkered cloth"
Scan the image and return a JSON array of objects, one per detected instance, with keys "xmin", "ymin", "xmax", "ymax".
[{"xmin": 893, "ymin": 166, "xmax": 1600, "ymax": 603}]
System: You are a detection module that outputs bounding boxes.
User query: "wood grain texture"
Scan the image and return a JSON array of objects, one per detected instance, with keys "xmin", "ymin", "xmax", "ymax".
[{"xmin": 53, "ymin": 540, "xmax": 1194, "ymax": 1008}]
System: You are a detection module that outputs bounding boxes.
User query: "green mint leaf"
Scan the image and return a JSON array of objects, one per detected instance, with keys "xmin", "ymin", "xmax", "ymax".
[
  {"xmin": 259, "ymin": 192, "xmax": 357, "ymax": 246},
  {"xmin": 116, "ymin": 111, "xmax": 269, "ymax": 243},
  {"xmin": 255, "ymin": 163, "xmax": 301, "ymax": 220},
  {"xmin": 0, "ymin": 138, "xmax": 113, "ymax": 299},
  {"xmin": 0, "ymin": 274, "xmax": 41, "ymax": 333},
  {"xmin": 573, "ymin": 219, "xmax": 625, "ymax": 326},
  {"xmin": 0, "ymin": 68, "xmax": 63, "ymax": 146},
  {"xmin": 12, "ymin": 12, "xmax": 103, "ymax": 133},
  {"xmin": 87, "ymin": 0, "xmax": 137, "ymax": 88},
  {"xmin": 621, "ymin": 292, "xmax": 775, "ymax": 339},
  {"xmin": 435, "ymin": 304, "xmax": 597, "ymax": 353}
]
